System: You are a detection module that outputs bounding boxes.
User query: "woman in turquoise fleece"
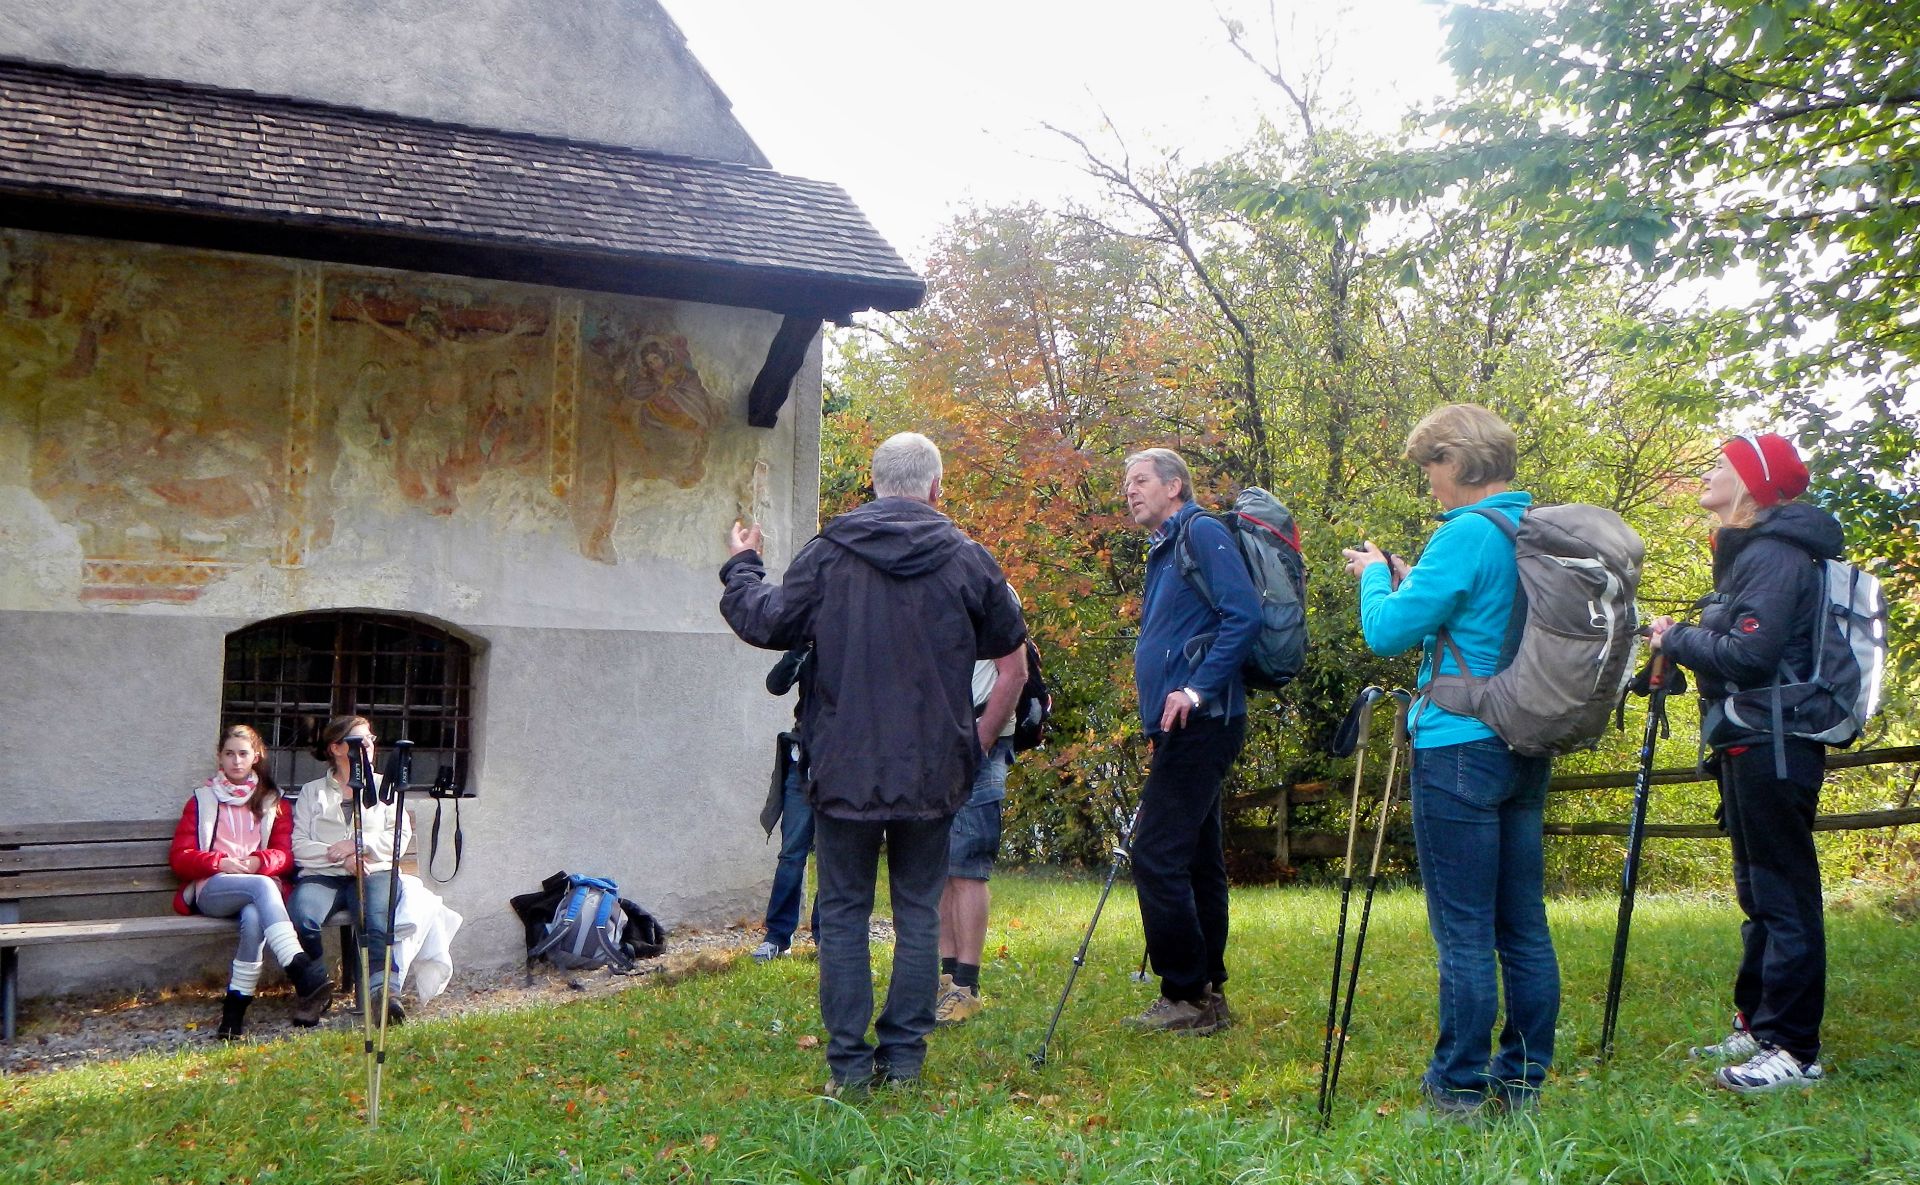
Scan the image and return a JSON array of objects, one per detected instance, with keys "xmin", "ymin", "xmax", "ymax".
[{"xmin": 1341, "ymin": 403, "xmax": 1559, "ymax": 1121}]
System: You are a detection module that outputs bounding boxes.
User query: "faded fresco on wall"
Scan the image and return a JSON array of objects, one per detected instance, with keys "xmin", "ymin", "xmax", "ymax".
[
  {"xmin": 1, "ymin": 233, "xmax": 291, "ymax": 601},
  {"xmin": 0, "ymin": 230, "xmax": 774, "ymax": 607}
]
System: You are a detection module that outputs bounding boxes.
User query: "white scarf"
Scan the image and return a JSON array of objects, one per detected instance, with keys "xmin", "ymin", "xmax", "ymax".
[{"xmin": 206, "ymin": 773, "xmax": 256, "ymax": 807}]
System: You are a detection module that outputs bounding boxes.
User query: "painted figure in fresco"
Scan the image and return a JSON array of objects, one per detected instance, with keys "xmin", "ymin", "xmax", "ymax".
[
  {"xmin": 337, "ymin": 290, "xmax": 546, "ymax": 515},
  {"xmin": 575, "ymin": 331, "xmax": 725, "ymax": 562}
]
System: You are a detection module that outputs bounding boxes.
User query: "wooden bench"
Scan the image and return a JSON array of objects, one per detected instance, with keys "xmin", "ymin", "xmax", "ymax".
[{"xmin": 0, "ymin": 816, "xmax": 415, "ymax": 1043}]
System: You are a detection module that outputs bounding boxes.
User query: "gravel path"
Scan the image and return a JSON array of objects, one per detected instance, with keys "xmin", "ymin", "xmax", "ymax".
[{"xmin": 1, "ymin": 921, "xmax": 881, "ymax": 1077}]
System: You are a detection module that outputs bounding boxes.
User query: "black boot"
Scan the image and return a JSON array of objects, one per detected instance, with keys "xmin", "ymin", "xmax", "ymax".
[
  {"xmin": 287, "ymin": 953, "xmax": 333, "ymax": 1028},
  {"xmin": 216, "ymin": 990, "xmax": 252, "ymax": 1041}
]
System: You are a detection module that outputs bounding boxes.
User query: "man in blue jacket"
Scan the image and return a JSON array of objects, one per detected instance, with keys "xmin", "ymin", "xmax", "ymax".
[{"xmin": 1121, "ymin": 448, "xmax": 1261, "ymax": 1034}]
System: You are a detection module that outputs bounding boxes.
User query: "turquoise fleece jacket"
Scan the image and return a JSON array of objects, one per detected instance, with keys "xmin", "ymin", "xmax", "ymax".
[{"xmin": 1356, "ymin": 490, "xmax": 1531, "ymax": 748}]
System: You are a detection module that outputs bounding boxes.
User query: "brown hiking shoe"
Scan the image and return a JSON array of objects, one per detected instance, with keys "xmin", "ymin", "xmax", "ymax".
[
  {"xmin": 290, "ymin": 981, "xmax": 333, "ymax": 1028},
  {"xmin": 935, "ymin": 982, "xmax": 984, "ymax": 1026},
  {"xmin": 1123, "ymin": 996, "xmax": 1218, "ymax": 1034},
  {"xmin": 1207, "ymin": 987, "xmax": 1236, "ymax": 1031}
]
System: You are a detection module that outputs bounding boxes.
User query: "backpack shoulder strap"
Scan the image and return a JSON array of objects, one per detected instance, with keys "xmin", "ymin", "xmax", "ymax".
[
  {"xmin": 1173, "ymin": 511, "xmax": 1220, "ymax": 610},
  {"xmin": 1465, "ymin": 504, "xmax": 1520, "ymax": 542}
]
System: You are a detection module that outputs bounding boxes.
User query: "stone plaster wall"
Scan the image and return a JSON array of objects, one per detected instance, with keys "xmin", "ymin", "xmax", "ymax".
[
  {"xmin": 0, "ymin": 228, "xmax": 822, "ymax": 997},
  {"xmin": 0, "ymin": 0, "xmax": 765, "ymax": 163}
]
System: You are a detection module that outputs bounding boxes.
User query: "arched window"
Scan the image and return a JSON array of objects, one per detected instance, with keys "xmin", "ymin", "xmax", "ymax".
[{"xmin": 222, "ymin": 612, "xmax": 475, "ymax": 795}]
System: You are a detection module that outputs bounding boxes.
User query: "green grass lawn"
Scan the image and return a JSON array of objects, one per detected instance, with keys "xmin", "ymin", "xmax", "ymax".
[{"xmin": 3, "ymin": 873, "xmax": 1917, "ymax": 1184}]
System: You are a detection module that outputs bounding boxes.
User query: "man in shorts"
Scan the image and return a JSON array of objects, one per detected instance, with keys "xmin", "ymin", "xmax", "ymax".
[{"xmin": 935, "ymin": 599, "xmax": 1023, "ymax": 1025}]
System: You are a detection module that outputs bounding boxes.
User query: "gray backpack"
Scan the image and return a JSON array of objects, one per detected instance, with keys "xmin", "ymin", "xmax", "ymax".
[
  {"xmin": 1712, "ymin": 552, "xmax": 1887, "ymax": 776},
  {"xmin": 1423, "ymin": 505, "xmax": 1645, "ymax": 757}
]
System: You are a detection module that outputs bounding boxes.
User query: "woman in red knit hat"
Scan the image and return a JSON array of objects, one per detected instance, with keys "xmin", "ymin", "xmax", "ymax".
[{"xmin": 1648, "ymin": 431, "xmax": 1837, "ymax": 1093}]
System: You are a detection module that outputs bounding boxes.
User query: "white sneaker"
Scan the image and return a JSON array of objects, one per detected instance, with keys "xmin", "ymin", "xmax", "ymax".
[
  {"xmin": 1717, "ymin": 1045, "xmax": 1824, "ymax": 1094},
  {"xmin": 1691, "ymin": 1019, "xmax": 1761, "ymax": 1062},
  {"xmin": 751, "ymin": 941, "xmax": 788, "ymax": 962}
]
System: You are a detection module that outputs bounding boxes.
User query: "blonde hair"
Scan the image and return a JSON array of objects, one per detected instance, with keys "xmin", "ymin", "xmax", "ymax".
[
  {"xmin": 1404, "ymin": 404, "xmax": 1517, "ymax": 486},
  {"xmin": 1718, "ymin": 461, "xmax": 1762, "ymax": 529}
]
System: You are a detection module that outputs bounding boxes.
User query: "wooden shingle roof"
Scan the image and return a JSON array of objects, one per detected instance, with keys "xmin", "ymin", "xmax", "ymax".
[{"xmin": 0, "ymin": 57, "xmax": 924, "ymax": 322}]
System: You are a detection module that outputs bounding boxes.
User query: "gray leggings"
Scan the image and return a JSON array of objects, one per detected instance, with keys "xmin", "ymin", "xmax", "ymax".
[{"xmin": 196, "ymin": 873, "xmax": 295, "ymax": 965}]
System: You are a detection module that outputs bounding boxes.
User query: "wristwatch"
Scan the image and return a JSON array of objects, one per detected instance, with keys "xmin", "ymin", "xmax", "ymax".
[{"xmin": 1180, "ymin": 687, "xmax": 1202, "ymax": 709}]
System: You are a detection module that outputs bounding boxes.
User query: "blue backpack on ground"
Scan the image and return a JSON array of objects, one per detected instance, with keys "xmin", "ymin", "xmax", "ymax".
[
  {"xmin": 511, "ymin": 872, "xmax": 667, "ymax": 976},
  {"xmin": 1175, "ymin": 487, "xmax": 1309, "ymax": 692}
]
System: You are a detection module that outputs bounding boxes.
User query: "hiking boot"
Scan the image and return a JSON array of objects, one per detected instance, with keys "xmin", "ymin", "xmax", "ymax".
[
  {"xmin": 1206, "ymin": 986, "xmax": 1236, "ymax": 1031},
  {"xmin": 822, "ymin": 1076, "xmax": 873, "ymax": 1099},
  {"xmin": 752, "ymin": 941, "xmax": 789, "ymax": 962},
  {"xmin": 1408, "ymin": 1082, "xmax": 1488, "ymax": 1127},
  {"xmin": 290, "ymin": 980, "xmax": 333, "ymax": 1027},
  {"xmin": 934, "ymin": 982, "xmax": 984, "ymax": 1027},
  {"xmin": 384, "ymin": 997, "xmax": 407, "ymax": 1027},
  {"xmin": 1717, "ymin": 1045, "xmax": 1824, "ymax": 1094},
  {"xmin": 1690, "ymin": 1014, "xmax": 1761, "ymax": 1062},
  {"xmin": 1123, "ymin": 996, "xmax": 1218, "ymax": 1035},
  {"xmin": 215, "ymin": 990, "xmax": 252, "ymax": 1041}
]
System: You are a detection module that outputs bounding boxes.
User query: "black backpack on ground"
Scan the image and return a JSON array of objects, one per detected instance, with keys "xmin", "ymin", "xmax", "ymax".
[
  {"xmin": 1175, "ymin": 487, "xmax": 1309, "ymax": 692},
  {"xmin": 509, "ymin": 871, "xmax": 667, "ymax": 977}
]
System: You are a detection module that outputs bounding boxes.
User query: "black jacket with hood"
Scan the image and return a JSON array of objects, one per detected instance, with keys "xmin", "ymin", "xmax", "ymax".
[
  {"xmin": 1661, "ymin": 501, "xmax": 1845, "ymax": 751},
  {"xmin": 719, "ymin": 497, "xmax": 1027, "ymax": 821}
]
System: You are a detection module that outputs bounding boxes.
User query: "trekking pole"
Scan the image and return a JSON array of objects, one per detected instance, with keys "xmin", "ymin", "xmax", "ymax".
[
  {"xmin": 346, "ymin": 737, "xmax": 378, "ymax": 1124},
  {"xmin": 1133, "ymin": 947, "xmax": 1150, "ymax": 984},
  {"xmin": 369, "ymin": 739, "xmax": 413, "ymax": 1130},
  {"xmin": 1325, "ymin": 688, "xmax": 1411, "ymax": 1124},
  {"xmin": 1600, "ymin": 655, "xmax": 1671, "ymax": 1061},
  {"xmin": 1316, "ymin": 685, "xmax": 1387, "ymax": 1123},
  {"xmin": 1030, "ymin": 799, "xmax": 1144, "ymax": 1068}
]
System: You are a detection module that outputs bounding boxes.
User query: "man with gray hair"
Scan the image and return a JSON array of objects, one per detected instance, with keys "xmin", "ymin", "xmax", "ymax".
[
  {"xmin": 721, "ymin": 431, "xmax": 1027, "ymax": 1093},
  {"xmin": 1121, "ymin": 446, "xmax": 1261, "ymax": 1034}
]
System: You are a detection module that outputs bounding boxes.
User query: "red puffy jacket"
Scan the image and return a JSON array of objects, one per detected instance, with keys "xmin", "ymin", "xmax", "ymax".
[{"xmin": 168, "ymin": 789, "xmax": 294, "ymax": 915}]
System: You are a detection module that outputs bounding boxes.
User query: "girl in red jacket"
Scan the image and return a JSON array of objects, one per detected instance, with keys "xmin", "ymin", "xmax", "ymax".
[{"xmin": 170, "ymin": 724, "xmax": 332, "ymax": 1038}]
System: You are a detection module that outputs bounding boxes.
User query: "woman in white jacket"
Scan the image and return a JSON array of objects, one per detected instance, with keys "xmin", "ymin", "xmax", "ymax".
[{"xmin": 289, "ymin": 716, "xmax": 413, "ymax": 1025}]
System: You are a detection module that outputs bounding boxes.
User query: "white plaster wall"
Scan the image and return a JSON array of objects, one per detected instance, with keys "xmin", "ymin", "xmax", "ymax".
[
  {"xmin": 0, "ymin": 254, "xmax": 829, "ymax": 999},
  {"xmin": 0, "ymin": 612, "xmax": 808, "ymax": 995},
  {"xmin": 0, "ymin": 0, "xmax": 766, "ymax": 163}
]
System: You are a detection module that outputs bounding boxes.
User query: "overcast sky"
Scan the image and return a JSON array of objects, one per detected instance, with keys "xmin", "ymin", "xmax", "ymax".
[{"xmin": 659, "ymin": 0, "xmax": 1458, "ymax": 262}]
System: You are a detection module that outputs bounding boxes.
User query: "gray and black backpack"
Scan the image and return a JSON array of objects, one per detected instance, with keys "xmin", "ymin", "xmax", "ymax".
[
  {"xmin": 1423, "ymin": 504, "xmax": 1645, "ymax": 757},
  {"xmin": 1710, "ymin": 551, "xmax": 1887, "ymax": 776}
]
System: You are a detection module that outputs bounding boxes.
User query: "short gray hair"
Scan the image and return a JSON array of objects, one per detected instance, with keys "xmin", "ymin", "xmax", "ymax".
[
  {"xmin": 871, "ymin": 432, "xmax": 943, "ymax": 499},
  {"xmin": 1404, "ymin": 404, "xmax": 1517, "ymax": 486},
  {"xmin": 1123, "ymin": 447, "xmax": 1194, "ymax": 502}
]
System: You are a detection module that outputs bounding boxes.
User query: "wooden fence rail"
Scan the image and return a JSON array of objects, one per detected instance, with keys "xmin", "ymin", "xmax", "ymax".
[{"xmin": 1264, "ymin": 746, "xmax": 1919, "ymax": 864}]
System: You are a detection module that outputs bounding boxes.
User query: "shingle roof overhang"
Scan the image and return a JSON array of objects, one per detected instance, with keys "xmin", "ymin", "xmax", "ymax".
[{"xmin": 0, "ymin": 58, "xmax": 925, "ymax": 425}]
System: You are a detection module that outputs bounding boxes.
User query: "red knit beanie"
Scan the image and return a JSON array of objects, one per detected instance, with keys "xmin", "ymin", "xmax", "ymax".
[{"xmin": 1722, "ymin": 432, "xmax": 1809, "ymax": 507}]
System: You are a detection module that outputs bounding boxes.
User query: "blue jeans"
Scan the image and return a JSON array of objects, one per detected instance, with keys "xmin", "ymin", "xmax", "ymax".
[
  {"xmin": 813, "ymin": 812, "xmax": 952, "ymax": 1084},
  {"xmin": 1409, "ymin": 738, "xmax": 1559, "ymax": 1107},
  {"xmin": 948, "ymin": 739, "xmax": 1011, "ymax": 879},
  {"xmin": 764, "ymin": 764, "xmax": 818, "ymax": 949},
  {"xmin": 291, "ymin": 872, "xmax": 396, "ymax": 996}
]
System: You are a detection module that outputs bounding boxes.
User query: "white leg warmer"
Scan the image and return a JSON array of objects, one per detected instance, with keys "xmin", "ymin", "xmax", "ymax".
[
  {"xmin": 265, "ymin": 920, "xmax": 305, "ymax": 967},
  {"xmin": 229, "ymin": 959, "xmax": 264, "ymax": 995}
]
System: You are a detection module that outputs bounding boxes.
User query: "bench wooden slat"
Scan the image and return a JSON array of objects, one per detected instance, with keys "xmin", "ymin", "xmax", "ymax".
[
  {"xmin": 0, "ymin": 916, "xmax": 237, "ymax": 947},
  {"xmin": 0, "ymin": 820, "xmax": 176, "ymax": 846},
  {"xmin": 0, "ymin": 841, "xmax": 173, "ymax": 874},
  {"xmin": 0, "ymin": 868, "xmax": 180, "ymax": 900}
]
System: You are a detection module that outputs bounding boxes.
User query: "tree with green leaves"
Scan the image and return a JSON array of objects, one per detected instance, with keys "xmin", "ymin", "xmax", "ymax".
[{"xmin": 1358, "ymin": 0, "xmax": 1919, "ymax": 658}]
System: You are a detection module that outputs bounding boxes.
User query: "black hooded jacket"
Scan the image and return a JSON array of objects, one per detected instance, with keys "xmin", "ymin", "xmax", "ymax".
[
  {"xmin": 719, "ymin": 497, "xmax": 1027, "ymax": 821},
  {"xmin": 1661, "ymin": 501, "xmax": 1845, "ymax": 750}
]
